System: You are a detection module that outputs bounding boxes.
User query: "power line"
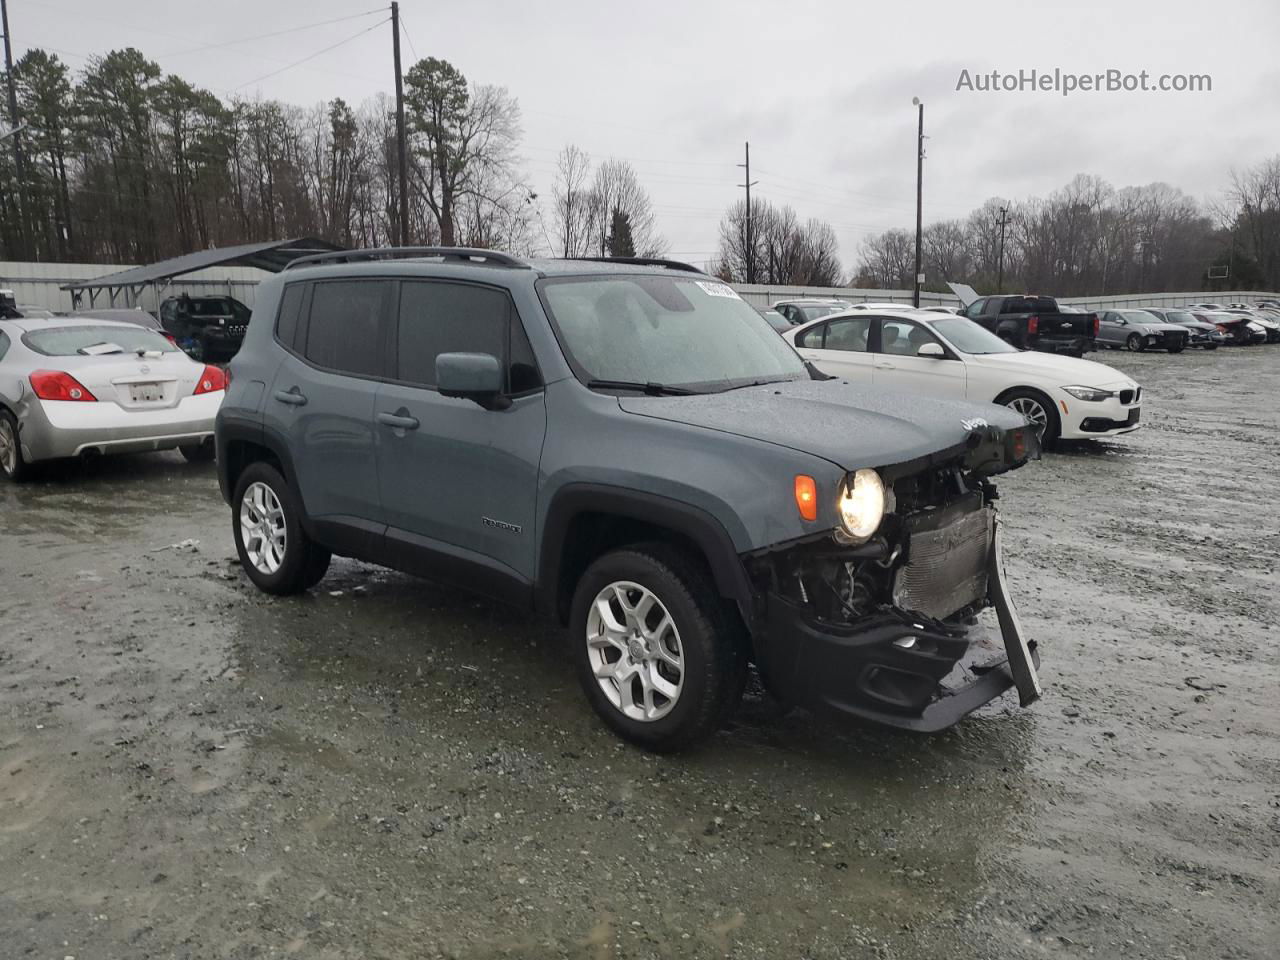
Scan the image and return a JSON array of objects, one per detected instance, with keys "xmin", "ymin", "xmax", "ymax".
[
  {"xmin": 397, "ymin": 10, "xmax": 420, "ymax": 62},
  {"xmin": 231, "ymin": 18, "xmax": 389, "ymax": 92},
  {"xmin": 158, "ymin": 9, "xmax": 386, "ymax": 58}
]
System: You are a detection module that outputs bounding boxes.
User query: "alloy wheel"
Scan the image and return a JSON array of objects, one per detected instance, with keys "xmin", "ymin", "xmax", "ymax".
[
  {"xmin": 0, "ymin": 418, "xmax": 16, "ymax": 475},
  {"xmin": 1008, "ymin": 396, "xmax": 1049, "ymax": 439},
  {"xmin": 239, "ymin": 481, "xmax": 287, "ymax": 575},
  {"xmin": 585, "ymin": 581, "xmax": 685, "ymax": 722}
]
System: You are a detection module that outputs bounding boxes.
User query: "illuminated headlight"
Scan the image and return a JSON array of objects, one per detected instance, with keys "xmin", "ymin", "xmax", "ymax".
[
  {"xmin": 1061, "ymin": 385, "xmax": 1114, "ymax": 402},
  {"xmin": 836, "ymin": 469, "xmax": 885, "ymax": 543}
]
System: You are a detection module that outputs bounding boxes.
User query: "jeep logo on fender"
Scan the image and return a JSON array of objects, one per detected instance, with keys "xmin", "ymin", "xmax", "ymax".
[
  {"xmin": 482, "ymin": 516, "xmax": 523, "ymax": 534},
  {"xmin": 960, "ymin": 417, "xmax": 989, "ymax": 431}
]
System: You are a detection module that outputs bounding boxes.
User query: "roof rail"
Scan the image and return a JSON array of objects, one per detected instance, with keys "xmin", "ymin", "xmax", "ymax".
[
  {"xmin": 284, "ymin": 246, "xmax": 531, "ymax": 271},
  {"xmin": 561, "ymin": 256, "xmax": 706, "ymax": 275}
]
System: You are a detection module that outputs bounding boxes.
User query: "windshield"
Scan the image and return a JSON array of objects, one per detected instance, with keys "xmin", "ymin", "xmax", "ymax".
[
  {"xmin": 541, "ymin": 276, "xmax": 806, "ymax": 391},
  {"xmin": 930, "ymin": 317, "xmax": 1021, "ymax": 355},
  {"xmin": 1121, "ymin": 310, "xmax": 1160, "ymax": 322},
  {"xmin": 23, "ymin": 325, "xmax": 178, "ymax": 356},
  {"xmin": 1166, "ymin": 311, "xmax": 1196, "ymax": 324}
]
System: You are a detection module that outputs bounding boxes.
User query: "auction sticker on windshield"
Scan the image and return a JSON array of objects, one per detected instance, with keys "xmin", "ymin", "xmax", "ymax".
[{"xmin": 695, "ymin": 280, "xmax": 740, "ymax": 299}]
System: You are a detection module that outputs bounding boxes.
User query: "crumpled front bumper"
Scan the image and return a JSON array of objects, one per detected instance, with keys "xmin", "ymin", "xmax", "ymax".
[{"xmin": 754, "ymin": 518, "xmax": 1042, "ymax": 732}]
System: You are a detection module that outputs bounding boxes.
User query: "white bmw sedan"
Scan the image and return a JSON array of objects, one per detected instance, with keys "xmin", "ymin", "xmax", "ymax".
[
  {"xmin": 783, "ymin": 307, "xmax": 1141, "ymax": 445},
  {"xmin": 0, "ymin": 317, "xmax": 225, "ymax": 481}
]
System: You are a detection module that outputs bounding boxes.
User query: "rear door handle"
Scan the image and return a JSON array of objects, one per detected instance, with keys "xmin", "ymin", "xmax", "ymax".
[
  {"xmin": 273, "ymin": 388, "xmax": 307, "ymax": 406},
  {"xmin": 377, "ymin": 411, "xmax": 420, "ymax": 431},
  {"xmin": 875, "ymin": 362, "xmax": 895, "ymax": 370}
]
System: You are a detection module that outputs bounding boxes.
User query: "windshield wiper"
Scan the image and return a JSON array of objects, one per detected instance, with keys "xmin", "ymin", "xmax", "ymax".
[
  {"xmin": 717, "ymin": 376, "xmax": 802, "ymax": 392},
  {"xmin": 585, "ymin": 379, "xmax": 699, "ymax": 396}
]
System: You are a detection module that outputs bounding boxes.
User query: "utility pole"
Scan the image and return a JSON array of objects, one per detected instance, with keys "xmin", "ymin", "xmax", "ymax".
[
  {"xmin": 2, "ymin": 0, "xmax": 29, "ymax": 258},
  {"xmin": 911, "ymin": 98, "xmax": 924, "ymax": 307},
  {"xmin": 995, "ymin": 205, "xmax": 1009, "ymax": 293},
  {"xmin": 391, "ymin": 2, "xmax": 409, "ymax": 247},
  {"xmin": 737, "ymin": 141, "xmax": 758, "ymax": 284}
]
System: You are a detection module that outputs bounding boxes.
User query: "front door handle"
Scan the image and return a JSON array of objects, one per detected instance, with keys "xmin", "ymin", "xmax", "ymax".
[
  {"xmin": 874, "ymin": 362, "xmax": 895, "ymax": 370},
  {"xmin": 377, "ymin": 411, "xmax": 420, "ymax": 431},
  {"xmin": 273, "ymin": 388, "xmax": 307, "ymax": 406}
]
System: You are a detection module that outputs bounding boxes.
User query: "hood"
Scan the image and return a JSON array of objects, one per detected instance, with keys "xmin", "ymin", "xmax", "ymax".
[
  {"xmin": 969, "ymin": 349, "xmax": 1132, "ymax": 386},
  {"xmin": 617, "ymin": 378, "xmax": 1027, "ymax": 472}
]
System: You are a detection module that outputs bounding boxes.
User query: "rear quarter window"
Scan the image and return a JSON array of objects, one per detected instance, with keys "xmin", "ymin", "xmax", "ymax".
[{"xmin": 275, "ymin": 283, "xmax": 307, "ymax": 350}]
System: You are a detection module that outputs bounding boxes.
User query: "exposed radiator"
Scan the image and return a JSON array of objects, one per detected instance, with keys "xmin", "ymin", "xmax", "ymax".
[{"xmin": 892, "ymin": 503, "xmax": 993, "ymax": 620}]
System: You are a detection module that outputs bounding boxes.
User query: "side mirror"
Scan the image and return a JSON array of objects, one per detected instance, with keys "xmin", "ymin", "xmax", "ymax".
[
  {"xmin": 436, "ymin": 352, "xmax": 509, "ymax": 410},
  {"xmin": 917, "ymin": 342, "xmax": 946, "ymax": 358}
]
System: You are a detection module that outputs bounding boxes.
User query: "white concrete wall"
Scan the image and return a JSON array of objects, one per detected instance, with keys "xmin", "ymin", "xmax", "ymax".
[{"xmin": 5, "ymin": 260, "xmax": 1277, "ymax": 315}]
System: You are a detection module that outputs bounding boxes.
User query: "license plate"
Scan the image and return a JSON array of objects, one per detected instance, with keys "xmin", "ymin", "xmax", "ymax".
[
  {"xmin": 1128, "ymin": 407, "xmax": 1141, "ymax": 425},
  {"xmin": 129, "ymin": 383, "xmax": 163, "ymax": 402}
]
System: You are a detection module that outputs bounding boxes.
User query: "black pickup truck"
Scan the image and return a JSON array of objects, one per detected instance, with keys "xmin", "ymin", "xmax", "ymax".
[{"xmin": 961, "ymin": 295, "xmax": 1098, "ymax": 356}]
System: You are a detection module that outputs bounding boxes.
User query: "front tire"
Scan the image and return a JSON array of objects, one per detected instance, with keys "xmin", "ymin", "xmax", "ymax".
[
  {"xmin": 0, "ymin": 409, "xmax": 31, "ymax": 482},
  {"xmin": 999, "ymin": 387, "xmax": 1061, "ymax": 448},
  {"xmin": 569, "ymin": 544, "xmax": 747, "ymax": 752},
  {"xmin": 1126, "ymin": 334, "xmax": 1144, "ymax": 352},
  {"xmin": 232, "ymin": 462, "xmax": 331, "ymax": 595}
]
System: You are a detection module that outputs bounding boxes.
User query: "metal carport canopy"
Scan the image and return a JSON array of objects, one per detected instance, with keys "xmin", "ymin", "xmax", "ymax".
[{"xmin": 60, "ymin": 237, "xmax": 343, "ymax": 307}]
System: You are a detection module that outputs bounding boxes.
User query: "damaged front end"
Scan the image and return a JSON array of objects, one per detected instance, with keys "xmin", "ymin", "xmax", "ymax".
[{"xmin": 746, "ymin": 427, "xmax": 1043, "ymax": 732}]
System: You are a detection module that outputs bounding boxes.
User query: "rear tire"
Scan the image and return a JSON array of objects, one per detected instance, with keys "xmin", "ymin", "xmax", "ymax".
[
  {"xmin": 179, "ymin": 440, "xmax": 215, "ymax": 463},
  {"xmin": 569, "ymin": 543, "xmax": 747, "ymax": 752},
  {"xmin": 232, "ymin": 462, "xmax": 331, "ymax": 595},
  {"xmin": 0, "ymin": 409, "xmax": 31, "ymax": 483},
  {"xmin": 998, "ymin": 387, "xmax": 1061, "ymax": 449}
]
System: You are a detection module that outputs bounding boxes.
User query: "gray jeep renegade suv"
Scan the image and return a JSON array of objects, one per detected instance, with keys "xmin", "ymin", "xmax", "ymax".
[{"xmin": 215, "ymin": 248, "xmax": 1043, "ymax": 751}]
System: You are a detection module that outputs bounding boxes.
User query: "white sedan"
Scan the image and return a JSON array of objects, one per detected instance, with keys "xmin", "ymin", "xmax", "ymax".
[
  {"xmin": 783, "ymin": 307, "xmax": 1141, "ymax": 445},
  {"xmin": 0, "ymin": 317, "xmax": 225, "ymax": 481}
]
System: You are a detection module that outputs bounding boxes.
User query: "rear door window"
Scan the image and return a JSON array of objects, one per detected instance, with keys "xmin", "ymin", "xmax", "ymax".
[
  {"xmin": 822, "ymin": 316, "xmax": 872, "ymax": 352},
  {"xmin": 303, "ymin": 280, "xmax": 389, "ymax": 378}
]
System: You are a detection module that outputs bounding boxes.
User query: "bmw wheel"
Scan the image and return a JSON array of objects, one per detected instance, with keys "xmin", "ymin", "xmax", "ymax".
[
  {"xmin": 570, "ymin": 544, "xmax": 747, "ymax": 752},
  {"xmin": 232, "ymin": 462, "xmax": 330, "ymax": 595},
  {"xmin": 999, "ymin": 388, "xmax": 1060, "ymax": 448}
]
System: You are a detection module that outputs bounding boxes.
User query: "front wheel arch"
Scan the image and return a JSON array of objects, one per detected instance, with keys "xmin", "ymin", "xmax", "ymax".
[
  {"xmin": 538, "ymin": 484, "xmax": 754, "ymax": 628},
  {"xmin": 994, "ymin": 386, "xmax": 1061, "ymax": 448}
]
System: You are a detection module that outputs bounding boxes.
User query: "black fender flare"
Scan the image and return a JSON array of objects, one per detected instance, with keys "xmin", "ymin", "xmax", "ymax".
[
  {"xmin": 215, "ymin": 416, "xmax": 301, "ymax": 507},
  {"xmin": 536, "ymin": 483, "xmax": 756, "ymax": 627}
]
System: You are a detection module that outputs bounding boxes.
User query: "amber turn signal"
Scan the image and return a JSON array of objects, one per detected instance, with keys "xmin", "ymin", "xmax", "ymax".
[{"xmin": 794, "ymin": 475, "xmax": 818, "ymax": 521}]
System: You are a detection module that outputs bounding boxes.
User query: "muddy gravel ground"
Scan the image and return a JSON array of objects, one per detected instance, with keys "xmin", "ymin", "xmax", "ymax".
[{"xmin": 2, "ymin": 347, "xmax": 1278, "ymax": 960}]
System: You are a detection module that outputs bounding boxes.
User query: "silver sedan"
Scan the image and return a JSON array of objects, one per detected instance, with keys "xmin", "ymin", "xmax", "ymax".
[{"xmin": 0, "ymin": 317, "xmax": 225, "ymax": 481}]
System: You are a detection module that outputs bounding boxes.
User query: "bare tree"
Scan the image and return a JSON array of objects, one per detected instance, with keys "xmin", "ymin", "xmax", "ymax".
[
  {"xmin": 551, "ymin": 144, "xmax": 594, "ymax": 257},
  {"xmin": 588, "ymin": 159, "xmax": 664, "ymax": 257}
]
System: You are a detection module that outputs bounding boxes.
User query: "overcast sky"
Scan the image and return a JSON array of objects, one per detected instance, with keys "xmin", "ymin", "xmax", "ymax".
[{"xmin": 11, "ymin": 0, "xmax": 1279, "ymax": 270}]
